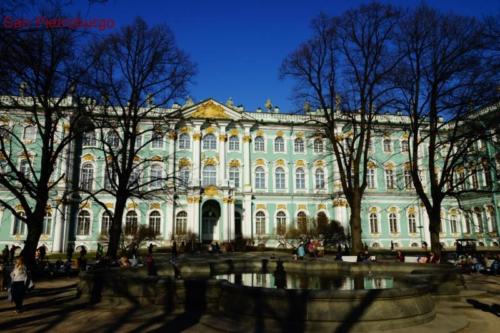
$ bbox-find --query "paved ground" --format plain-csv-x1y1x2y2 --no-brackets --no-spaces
0,253,498,332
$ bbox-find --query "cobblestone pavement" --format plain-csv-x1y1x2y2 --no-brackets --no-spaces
0,254,498,332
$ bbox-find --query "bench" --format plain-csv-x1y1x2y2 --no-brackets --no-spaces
405,256,419,263
342,255,358,262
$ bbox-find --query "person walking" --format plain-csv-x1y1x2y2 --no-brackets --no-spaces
2,245,9,264
10,256,28,313
171,241,177,259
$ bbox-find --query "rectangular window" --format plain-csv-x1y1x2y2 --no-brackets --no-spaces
367,169,375,189
229,168,240,188
404,170,413,189
385,169,395,189
151,132,163,149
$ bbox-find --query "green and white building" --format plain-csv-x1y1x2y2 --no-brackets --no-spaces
0,98,498,252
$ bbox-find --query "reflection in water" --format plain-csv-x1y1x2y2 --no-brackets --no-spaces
274,259,287,289
215,272,394,290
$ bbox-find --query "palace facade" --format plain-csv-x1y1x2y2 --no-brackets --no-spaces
0,98,498,252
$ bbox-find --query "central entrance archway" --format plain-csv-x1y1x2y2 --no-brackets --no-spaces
201,200,221,243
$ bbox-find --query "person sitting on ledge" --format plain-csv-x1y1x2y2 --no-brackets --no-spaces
396,250,405,263
119,254,131,268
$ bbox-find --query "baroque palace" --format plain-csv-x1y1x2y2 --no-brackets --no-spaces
0,98,499,252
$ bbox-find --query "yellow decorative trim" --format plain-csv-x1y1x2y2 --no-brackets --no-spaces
179,158,191,167
318,204,326,210
219,134,227,141
296,160,305,167
133,155,141,162
45,205,52,214
80,202,91,209
205,127,215,134
82,154,94,162
402,132,409,140
187,196,201,204
106,155,113,162
230,129,239,136
404,162,411,170
256,204,266,210
150,202,161,209
203,157,218,166
243,135,251,142
335,134,344,142
0,115,9,124
191,101,230,119
277,204,287,210
180,127,190,133
192,132,201,141
151,155,162,162
367,161,377,169
127,202,138,209
296,132,304,139
408,207,416,214
223,197,234,204
389,207,398,213
204,185,219,197
256,159,265,166
385,162,395,171
256,129,264,136
369,207,378,213
333,199,348,207
15,204,24,211
298,204,307,210
314,160,324,167
167,130,177,140
276,159,285,167
229,160,240,168
105,202,114,208
276,130,284,137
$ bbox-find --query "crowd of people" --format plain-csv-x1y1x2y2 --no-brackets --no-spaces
292,239,326,260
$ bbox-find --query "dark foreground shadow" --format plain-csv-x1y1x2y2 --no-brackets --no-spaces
466,299,500,317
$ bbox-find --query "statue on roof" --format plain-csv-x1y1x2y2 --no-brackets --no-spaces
265,98,273,112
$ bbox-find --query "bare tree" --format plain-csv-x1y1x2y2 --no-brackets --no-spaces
393,5,499,255
0,7,91,269
81,18,196,259
280,3,402,253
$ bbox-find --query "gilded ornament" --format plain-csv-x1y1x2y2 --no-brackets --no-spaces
243,135,251,142
385,162,395,171
296,160,305,167
369,207,378,213
314,160,324,167
255,159,265,166
15,204,24,211
203,157,218,166
277,204,286,210
205,127,215,134
256,204,266,210
150,202,161,209
318,204,326,210
151,155,162,161
191,101,230,119
180,127,190,133
167,130,177,140
133,155,141,162
105,202,114,208
82,154,95,162
276,130,284,137
127,202,138,209
179,158,191,167
256,129,264,136
298,204,307,210
204,185,219,197
389,207,398,213
81,201,91,209
408,207,416,214
219,134,227,141
192,132,201,141
296,132,304,139
230,129,239,136
367,161,377,169
276,159,285,166
229,160,240,168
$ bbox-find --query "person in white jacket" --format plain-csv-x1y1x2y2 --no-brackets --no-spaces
10,256,27,313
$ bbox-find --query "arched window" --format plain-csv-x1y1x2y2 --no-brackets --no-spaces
175,211,187,235
474,208,484,233
80,163,94,191
82,130,96,147
367,168,376,189
178,133,190,149
23,125,36,141
12,212,26,235
383,139,392,152
401,140,409,152
150,164,163,189
77,210,91,236
450,216,457,234
43,212,52,235
313,139,324,153
125,211,138,235
151,131,164,148
179,167,190,186
315,168,325,189
408,213,417,233
317,211,328,229
149,211,161,234
106,131,120,148
101,212,111,236
370,213,378,233
297,211,307,233
294,138,304,153
254,136,265,151
203,134,217,150
275,167,285,189
295,168,305,189
274,137,285,152
202,165,217,186
389,213,398,233
276,211,286,235
255,166,265,189
256,211,266,235
229,136,239,151
229,167,240,188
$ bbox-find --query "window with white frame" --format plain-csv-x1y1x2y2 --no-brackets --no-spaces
256,211,266,235
179,167,190,186
106,131,120,149
176,211,187,235
125,211,138,235
313,139,324,153
276,211,286,235
404,170,413,189
104,167,117,190
385,168,395,189
315,168,325,189
383,139,392,153
80,163,94,191
274,137,285,152
151,132,164,149
408,213,417,233
367,168,376,189
229,167,240,188
178,133,190,149
295,168,305,189
129,167,141,188
82,130,96,147
474,208,483,233
471,168,479,189
255,166,265,189
370,213,378,233
203,134,217,150
294,138,304,153
228,136,239,151
23,125,36,141
77,210,91,236
149,211,161,234
202,165,216,186
450,216,458,234
275,167,286,189
12,212,26,235
101,212,111,236
43,212,52,235
401,140,409,152
150,164,163,189
254,136,265,151
389,213,398,233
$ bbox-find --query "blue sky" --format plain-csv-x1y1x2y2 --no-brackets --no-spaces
68,0,499,113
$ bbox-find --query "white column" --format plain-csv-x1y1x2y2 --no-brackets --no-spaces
167,127,176,177
243,124,252,192
52,206,64,252
222,199,228,241
192,122,202,186
166,199,175,241
243,194,252,238
420,205,431,245
218,122,228,186
229,199,235,241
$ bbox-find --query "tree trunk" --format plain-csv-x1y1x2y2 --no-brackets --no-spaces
106,196,126,259
21,213,44,271
349,194,364,254
427,207,442,257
